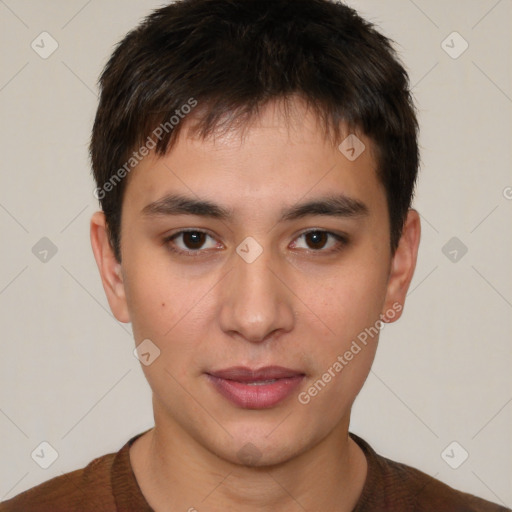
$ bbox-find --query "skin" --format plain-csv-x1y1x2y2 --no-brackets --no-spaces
90,98,420,511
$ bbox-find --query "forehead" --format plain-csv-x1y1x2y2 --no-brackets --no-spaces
122,100,385,221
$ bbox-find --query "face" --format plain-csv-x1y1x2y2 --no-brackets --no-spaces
91,99,419,467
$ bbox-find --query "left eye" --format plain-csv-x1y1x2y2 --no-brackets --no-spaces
290,230,346,252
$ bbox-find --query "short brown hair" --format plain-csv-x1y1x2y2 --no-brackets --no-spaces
90,0,419,261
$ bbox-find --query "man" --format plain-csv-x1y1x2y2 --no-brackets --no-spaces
1,0,508,510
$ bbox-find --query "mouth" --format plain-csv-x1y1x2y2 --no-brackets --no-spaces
206,366,305,409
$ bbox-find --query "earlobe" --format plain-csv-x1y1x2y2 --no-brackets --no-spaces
90,211,131,323
381,209,421,323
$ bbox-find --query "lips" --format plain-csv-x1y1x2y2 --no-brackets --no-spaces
206,366,305,409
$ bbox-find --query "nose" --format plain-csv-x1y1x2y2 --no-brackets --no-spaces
217,242,296,344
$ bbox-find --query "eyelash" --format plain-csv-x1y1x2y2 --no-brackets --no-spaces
162,229,349,257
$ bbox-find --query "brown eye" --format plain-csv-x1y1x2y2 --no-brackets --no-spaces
291,230,348,253
181,231,207,250
305,231,329,250
164,230,220,255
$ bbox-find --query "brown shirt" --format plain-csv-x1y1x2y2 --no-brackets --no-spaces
1,430,509,512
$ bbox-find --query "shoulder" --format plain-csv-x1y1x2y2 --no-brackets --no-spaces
383,454,508,511
0,450,117,512
351,433,510,512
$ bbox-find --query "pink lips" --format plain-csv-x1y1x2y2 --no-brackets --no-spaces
206,366,305,409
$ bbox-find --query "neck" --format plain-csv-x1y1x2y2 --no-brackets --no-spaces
130,403,367,512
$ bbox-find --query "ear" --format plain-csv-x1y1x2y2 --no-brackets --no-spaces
90,211,131,323
381,209,421,323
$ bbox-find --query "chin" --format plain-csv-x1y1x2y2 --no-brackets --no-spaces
208,423,313,468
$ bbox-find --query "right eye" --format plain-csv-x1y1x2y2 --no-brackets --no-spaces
163,229,222,256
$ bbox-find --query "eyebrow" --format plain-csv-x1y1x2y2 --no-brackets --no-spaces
141,193,368,222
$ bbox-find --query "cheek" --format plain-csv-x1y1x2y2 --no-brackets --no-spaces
296,272,385,421
122,250,219,377
123,266,168,339
299,248,389,395
121,249,192,344
312,263,389,343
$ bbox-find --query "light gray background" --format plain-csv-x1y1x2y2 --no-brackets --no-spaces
1,0,511,506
